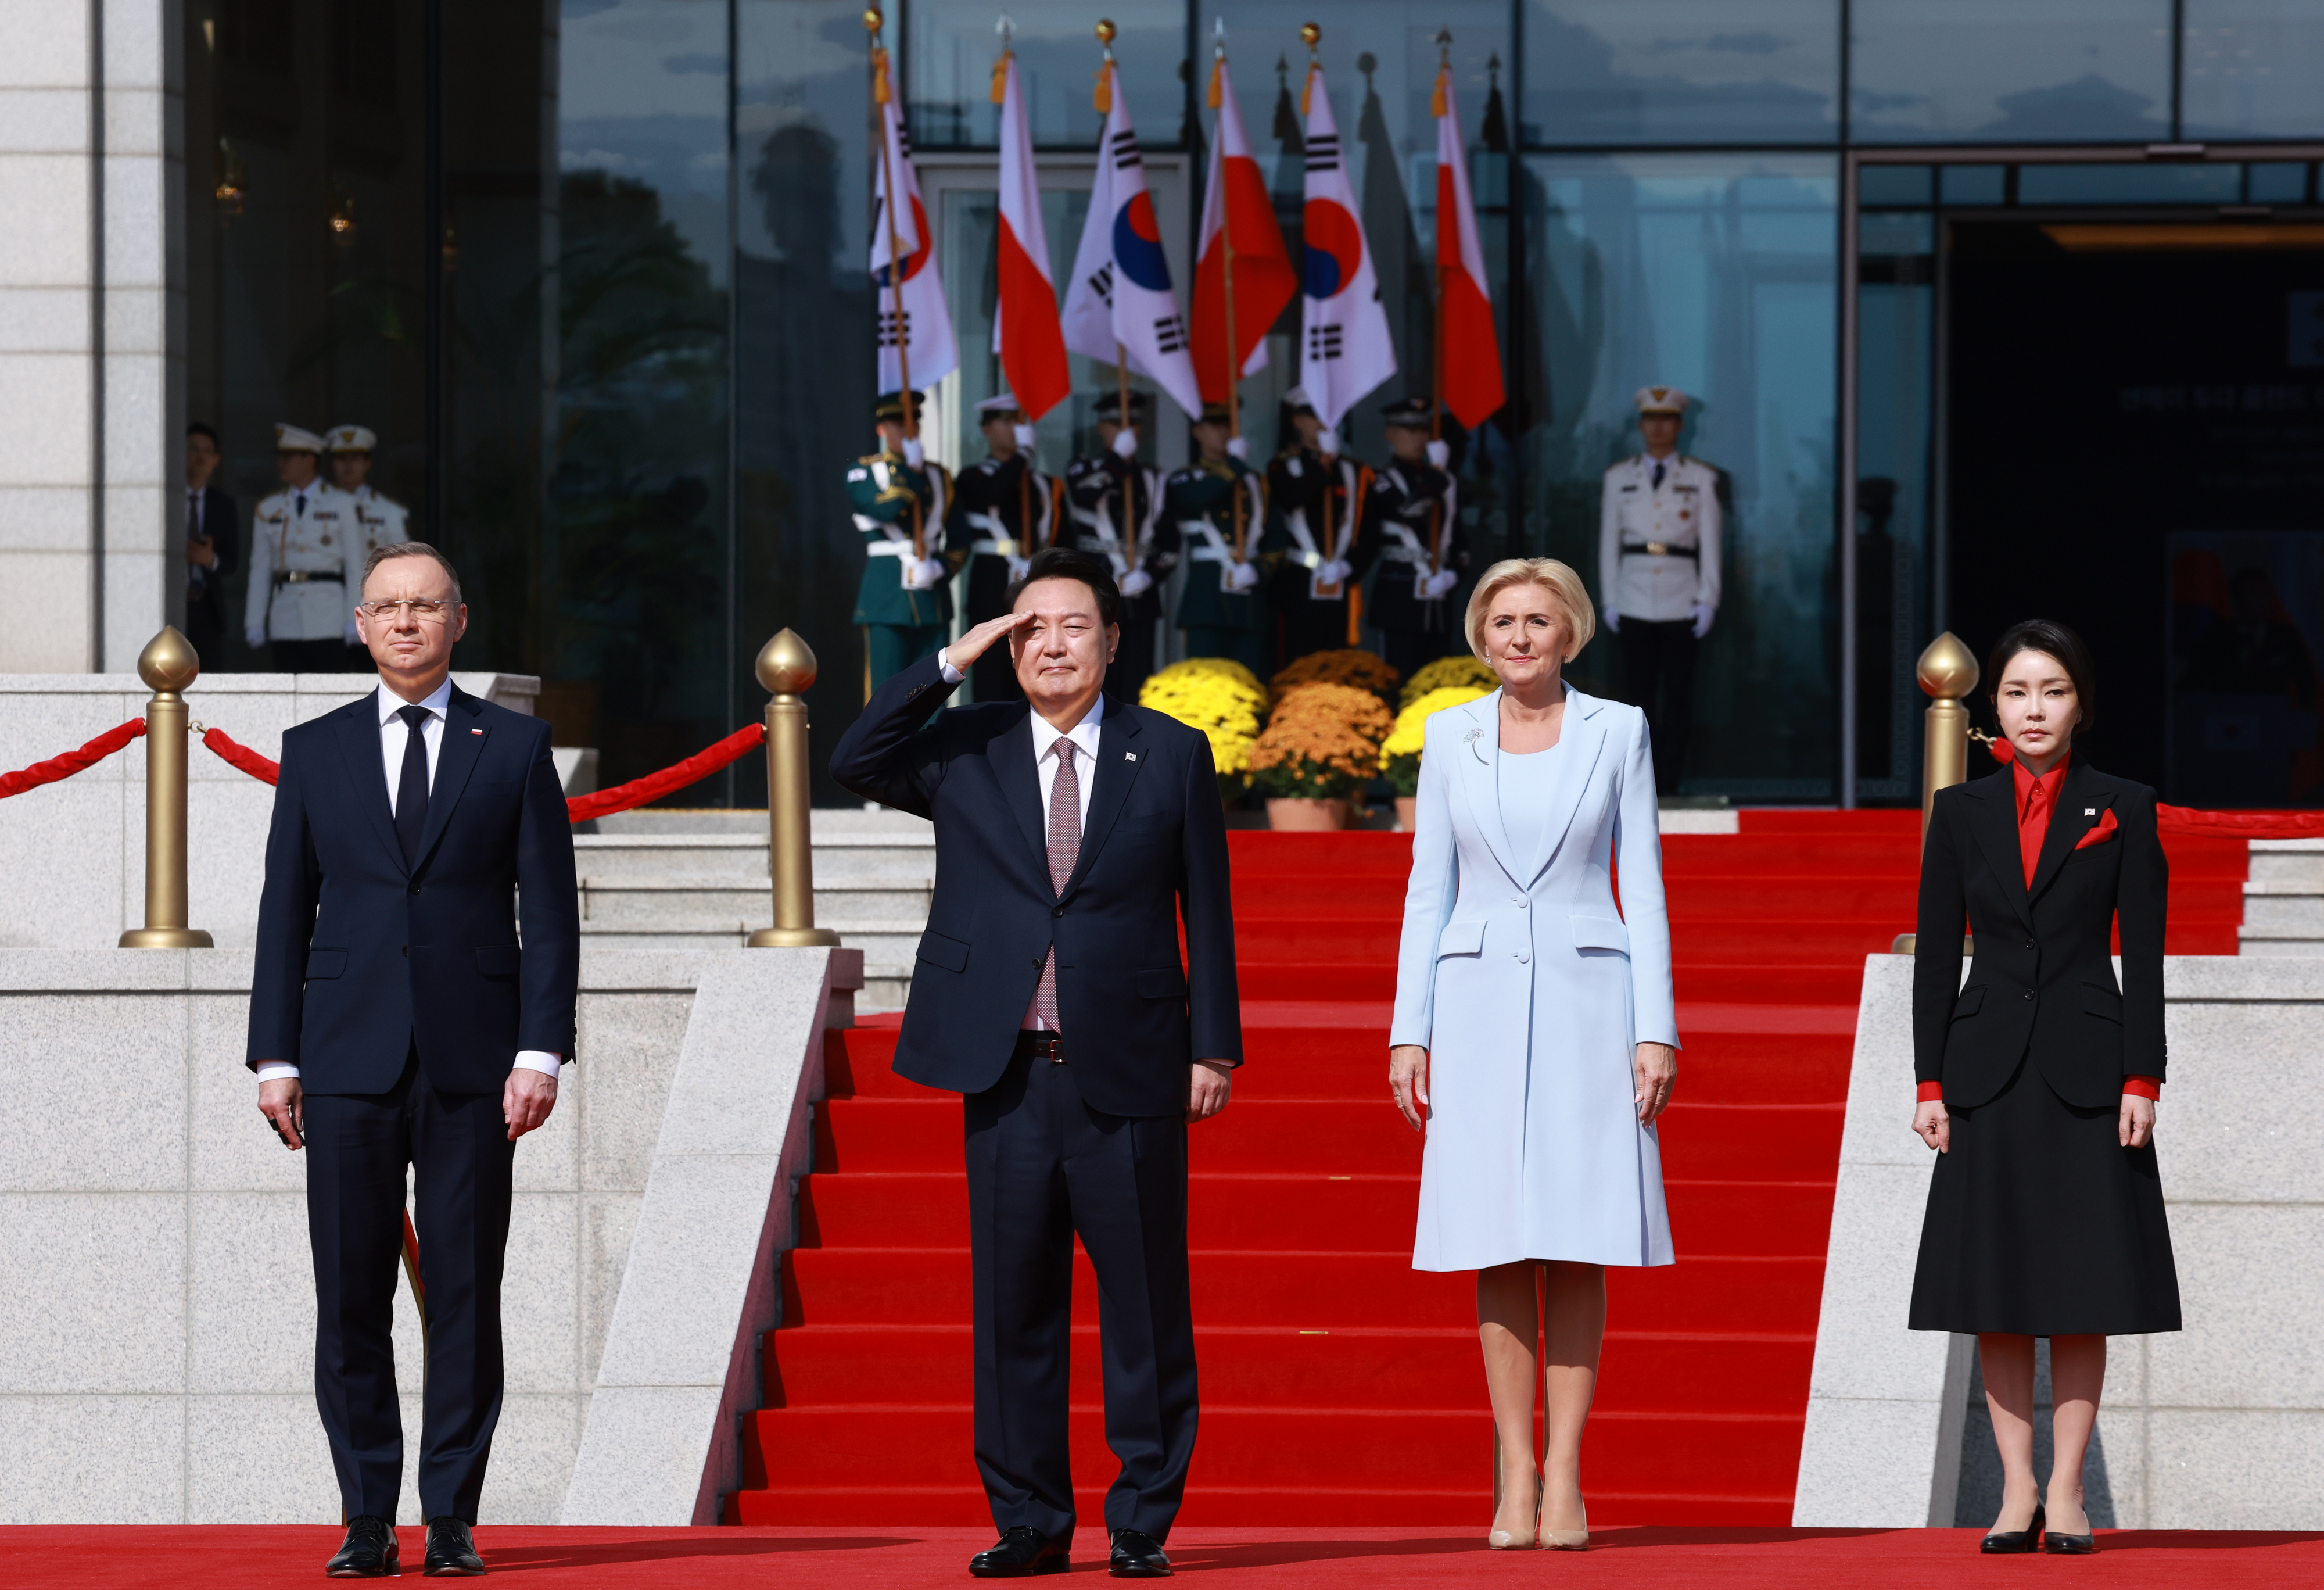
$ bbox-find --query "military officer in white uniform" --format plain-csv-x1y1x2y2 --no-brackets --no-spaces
245,424,361,671
1599,385,1723,794
323,425,411,658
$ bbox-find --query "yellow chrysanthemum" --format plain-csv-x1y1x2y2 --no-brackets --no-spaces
1398,655,1497,709
1141,658,1267,779
1382,685,1491,761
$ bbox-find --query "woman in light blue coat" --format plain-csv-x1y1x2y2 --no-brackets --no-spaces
1388,557,1679,1551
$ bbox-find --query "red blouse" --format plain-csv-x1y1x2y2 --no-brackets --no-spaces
1917,753,2161,1104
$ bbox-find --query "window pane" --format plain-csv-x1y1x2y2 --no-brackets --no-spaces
1851,0,2172,144
1855,204,1937,799
2248,162,2311,203
2017,163,2243,205
1939,164,2006,205
1523,1,1841,146
1860,164,1934,206
2182,3,2324,140
909,0,1186,149
1520,155,1838,797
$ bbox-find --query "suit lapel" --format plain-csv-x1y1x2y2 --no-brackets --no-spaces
1963,771,2033,928
335,693,408,876
411,686,487,874
991,707,1049,879
1059,700,1142,901
1453,693,1525,887
1520,689,1608,886
2027,760,2107,905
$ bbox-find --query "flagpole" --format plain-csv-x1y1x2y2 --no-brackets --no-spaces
1301,24,1338,588
1428,29,1451,581
867,9,923,563
1211,20,1246,563
1098,27,1138,571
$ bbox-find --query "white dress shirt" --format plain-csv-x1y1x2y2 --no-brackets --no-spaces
255,679,562,1084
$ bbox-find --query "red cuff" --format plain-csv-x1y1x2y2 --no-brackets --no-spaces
1916,1080,1943,1103
2122,1076,2161,1100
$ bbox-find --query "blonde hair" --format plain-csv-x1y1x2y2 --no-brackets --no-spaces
1464,558,1595,663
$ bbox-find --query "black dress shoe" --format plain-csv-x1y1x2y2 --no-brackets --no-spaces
423,1517,485,1577
327,1516,399,1578
2043,1526,2096,1553
1979,1501,2045,1554
968,1527,1068,1578
1109,1530,1171,1578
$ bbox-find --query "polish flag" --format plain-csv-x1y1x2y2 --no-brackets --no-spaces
1433,67,1504,428
1190,53,1296,406
1061,63,1204,420
870,66,957,395
992,52,1069,420
1296,65,1396,429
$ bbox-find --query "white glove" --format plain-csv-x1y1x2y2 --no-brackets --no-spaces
1423,570,1459,600
1316,427,1341,457
1012,424,1037,452
342,621,362,647
906,556,946,589
1425,439,1451,469
1006,556,1032,582
1226,560,1261,592
1225,436,1250,461
1691,602,1715,640
1111,426,1140,459
245,625,267,651
900,436,925,469
1604,606,1622,634
1119,567,1154,599
1318,559,1353,586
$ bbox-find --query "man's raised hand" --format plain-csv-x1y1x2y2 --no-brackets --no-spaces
946,609,1037,670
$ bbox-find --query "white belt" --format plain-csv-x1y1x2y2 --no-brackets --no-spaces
863,540,911,557
1187,546,1234,562
1379,544,1429,564
970,539,1020,557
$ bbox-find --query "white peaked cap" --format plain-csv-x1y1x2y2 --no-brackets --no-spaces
976,393,1023,415
1633,385,1691,416
274,423,326,453
324,424,378,453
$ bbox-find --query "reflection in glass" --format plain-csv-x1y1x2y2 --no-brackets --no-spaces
1856,206,1936,799
2017,164,2242,205
1522,155,1838,796
1939,164,2006,205
2248,162,2312,204
2182,3,2324,140
1523,0,1839,146
1850,0,2171,144
1860,165,1934,206
909,1,1186,149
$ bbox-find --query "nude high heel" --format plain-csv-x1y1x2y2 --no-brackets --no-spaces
1538,1485,1588,1550
1487,1441,1540,1549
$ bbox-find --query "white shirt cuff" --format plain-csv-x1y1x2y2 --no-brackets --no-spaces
936,650,966,684
514,1050,565,1079
255,1062,299,1083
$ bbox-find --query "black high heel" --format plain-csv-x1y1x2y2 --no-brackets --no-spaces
1979,1500,2045,1554
2043,1520,2096,1554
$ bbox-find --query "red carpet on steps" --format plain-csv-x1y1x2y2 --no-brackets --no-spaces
727,811,2247,1530
16,1525,2324,1588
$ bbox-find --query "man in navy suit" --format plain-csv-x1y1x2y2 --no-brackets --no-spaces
249,540,578,1578
831,546,1241,1578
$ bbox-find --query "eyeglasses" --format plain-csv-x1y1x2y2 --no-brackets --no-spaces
358,599,453,622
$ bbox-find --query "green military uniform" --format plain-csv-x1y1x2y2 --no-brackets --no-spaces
1164,452,1274,675
849,392,958,692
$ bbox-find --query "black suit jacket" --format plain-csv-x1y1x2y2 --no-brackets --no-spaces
189,485,238,588
246,683,581,1094
829,653,1242,1118
1913,759,2167,1109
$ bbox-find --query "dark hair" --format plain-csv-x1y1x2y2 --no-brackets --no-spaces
1007,546,1120,629
359,539,465,605
187,422,220,446
1986,618,2097,739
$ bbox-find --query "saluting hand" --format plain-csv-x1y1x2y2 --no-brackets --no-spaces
946,610,1037,670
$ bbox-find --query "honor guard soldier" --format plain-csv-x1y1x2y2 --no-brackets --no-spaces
947,393,1059,703
1164,403,1271,674
1063,389,1175,698
244,423,360,672
1267,386,1373,670
849,391,957,692
1599,385,1722,793
1362,398,1466,681
323,425,410,655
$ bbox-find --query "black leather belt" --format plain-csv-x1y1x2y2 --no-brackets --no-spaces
1622,542,1697,560
273,571,345,586
1014,1030,1066,1062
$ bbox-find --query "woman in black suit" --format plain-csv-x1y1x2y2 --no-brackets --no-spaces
1909,619,2179,1556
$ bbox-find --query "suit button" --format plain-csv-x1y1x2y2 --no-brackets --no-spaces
401,947,408,957
410,885,422,896
1031,957,1043,969
2023,991,2033,1000
1515,898,1529,909
1515,950,1530,964
1052,906,1064,918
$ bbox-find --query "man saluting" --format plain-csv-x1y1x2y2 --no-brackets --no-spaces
830,546,1242,1579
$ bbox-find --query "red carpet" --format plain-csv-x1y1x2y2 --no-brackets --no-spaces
727,812,2247,1530
15,1525,2323,1587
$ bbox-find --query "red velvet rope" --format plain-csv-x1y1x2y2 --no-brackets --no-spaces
200,721,768,825
0,718,145,800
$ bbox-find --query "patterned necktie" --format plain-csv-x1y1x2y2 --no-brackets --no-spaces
396,704,431,866
1035,739,1082,1032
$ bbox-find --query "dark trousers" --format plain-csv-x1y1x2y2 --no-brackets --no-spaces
1183,624,1268,678
966,557,1024,704
1280,600,1352,669
304,1049,516,1523
1618,618,1698,793
1382,627,1458,684
185,589,226,667
965,1052,1197,1544
865,624,944,693
272,638,348,672
1110,595,1161,702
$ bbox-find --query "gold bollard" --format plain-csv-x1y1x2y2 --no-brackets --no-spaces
1892,632,1982,955
748,628,841,949
120,626,215,948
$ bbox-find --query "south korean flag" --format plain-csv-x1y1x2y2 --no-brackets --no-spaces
1296,64,1395,429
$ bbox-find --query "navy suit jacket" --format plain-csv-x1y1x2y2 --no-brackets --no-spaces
1913,758,2168,1109
829,653,1242,1118
246,683,581,1095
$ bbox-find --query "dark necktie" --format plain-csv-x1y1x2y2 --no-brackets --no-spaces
396,704,431,866
187,492,204,592
1651,460,1666,490
1034,740,1082,1031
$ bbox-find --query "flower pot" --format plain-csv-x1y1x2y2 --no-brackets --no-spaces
1266,797,1348,832
1394,796,1418,833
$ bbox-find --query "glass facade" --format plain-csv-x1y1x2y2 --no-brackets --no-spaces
182,1,2324,807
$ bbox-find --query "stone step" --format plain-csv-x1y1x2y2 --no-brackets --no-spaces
2248,840,2324,888
2237,930,2324,955
571,833,935,887
577,880,930,931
